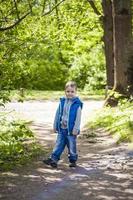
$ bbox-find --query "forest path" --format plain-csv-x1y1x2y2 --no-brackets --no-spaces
0,100,133,200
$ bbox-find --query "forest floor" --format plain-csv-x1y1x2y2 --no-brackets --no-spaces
0,100,133,200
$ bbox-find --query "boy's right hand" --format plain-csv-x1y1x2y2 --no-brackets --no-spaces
53,129,57,133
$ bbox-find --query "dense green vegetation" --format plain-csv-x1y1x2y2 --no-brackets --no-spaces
0,118,42,170
0,0,105,91
87,99,133,143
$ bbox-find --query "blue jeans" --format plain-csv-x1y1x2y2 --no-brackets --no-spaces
50,129,78,163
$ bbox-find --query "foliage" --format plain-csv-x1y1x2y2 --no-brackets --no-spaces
0,90,10,106
0,0,105,91
87,99,133,143
69,44,105,90
0,118,42,171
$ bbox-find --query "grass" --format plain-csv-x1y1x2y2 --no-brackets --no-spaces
9,89,105,101
85,100,133,143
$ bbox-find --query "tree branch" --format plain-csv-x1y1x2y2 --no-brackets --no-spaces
87,0,101,16
27,0,33,13
42,0,65,16
13,0,20,19
42,0,46,15
0,11,30,31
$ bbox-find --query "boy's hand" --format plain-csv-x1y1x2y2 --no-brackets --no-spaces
53,129,57,133
72,129,78,136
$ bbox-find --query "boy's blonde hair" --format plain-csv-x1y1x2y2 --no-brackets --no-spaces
65,81,77,90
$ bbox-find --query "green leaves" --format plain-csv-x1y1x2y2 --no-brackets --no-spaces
0,0,105,91
0,118,41,171
0,91,10,107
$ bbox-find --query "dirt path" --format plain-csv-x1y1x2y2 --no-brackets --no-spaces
0,100,133,200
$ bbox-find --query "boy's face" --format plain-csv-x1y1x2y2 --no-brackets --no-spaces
65,86,76,99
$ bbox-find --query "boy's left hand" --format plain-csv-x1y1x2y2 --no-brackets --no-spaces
72,130,78,136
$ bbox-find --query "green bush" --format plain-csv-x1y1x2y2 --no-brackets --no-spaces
0,118,41,170
0,90,10,106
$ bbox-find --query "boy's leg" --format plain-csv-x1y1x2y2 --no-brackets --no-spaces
67,135,78,166
50,133,66,163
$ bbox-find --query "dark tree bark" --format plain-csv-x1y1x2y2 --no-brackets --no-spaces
102,0,114,88
112,0,132,95
102,0,133,106
127,43,133,94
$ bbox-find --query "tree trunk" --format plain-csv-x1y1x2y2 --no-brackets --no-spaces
102,0,114,88
127,43,133,94
112,0,132,95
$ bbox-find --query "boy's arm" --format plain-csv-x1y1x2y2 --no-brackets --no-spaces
72,106,82,135
53,106,60,132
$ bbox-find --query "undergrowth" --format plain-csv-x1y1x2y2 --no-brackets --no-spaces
87,99,133,143
0,118,43,171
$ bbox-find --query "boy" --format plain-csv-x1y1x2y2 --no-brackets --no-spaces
43,81,83,168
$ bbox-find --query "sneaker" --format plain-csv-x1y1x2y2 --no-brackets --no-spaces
43,158,53,165
69,162,77,168
50,162,57,168
43,158,57,168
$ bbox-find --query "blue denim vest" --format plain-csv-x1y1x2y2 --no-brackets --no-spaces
56,97,83,135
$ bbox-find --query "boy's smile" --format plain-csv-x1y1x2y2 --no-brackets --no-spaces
65,86,76,99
